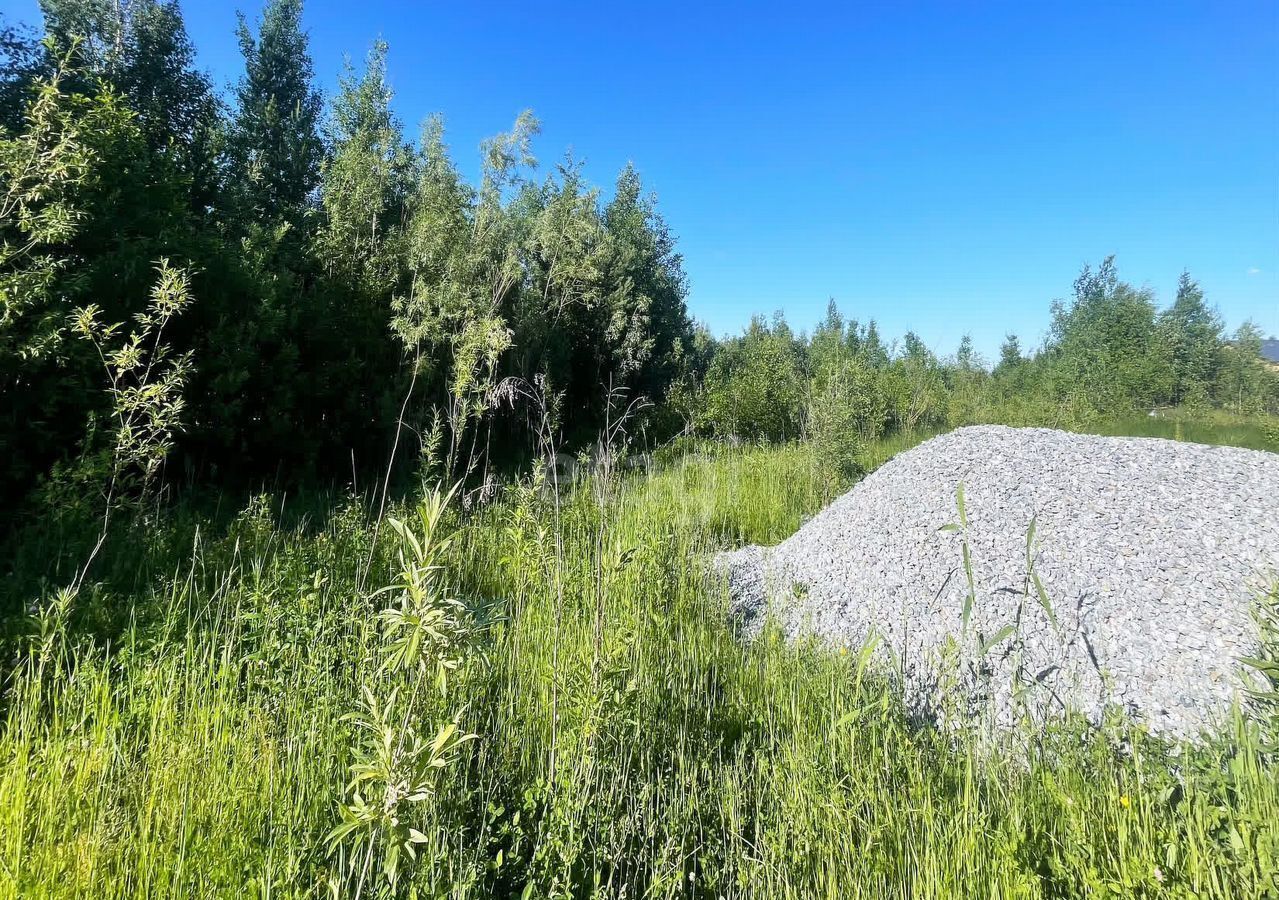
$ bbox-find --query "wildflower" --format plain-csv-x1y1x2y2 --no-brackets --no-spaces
1119,794,1131,809
1154,866,1164,883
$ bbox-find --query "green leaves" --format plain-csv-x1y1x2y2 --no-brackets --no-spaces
326,688,475,890
1046,256,1177,412
318,38,414,289
0,53,127,361
1025,516,1059,632
1242,584,1279,751
328,483,478,893
229,0,323,224
977,624,1016,659
807,364,868,500
944,481,978,634
374,487,471,686
700,314,807,442
941,488,1068,721
67,259,194,494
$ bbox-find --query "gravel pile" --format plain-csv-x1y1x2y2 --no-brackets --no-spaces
718,426,1279,737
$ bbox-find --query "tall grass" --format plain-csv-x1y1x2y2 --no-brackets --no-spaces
1084,408,1279,452
1,439,1276,897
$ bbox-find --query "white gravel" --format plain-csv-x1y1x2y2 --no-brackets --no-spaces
717,426,1279,737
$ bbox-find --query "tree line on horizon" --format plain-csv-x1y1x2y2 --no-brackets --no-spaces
691,258,1276,445
1,0,1276,525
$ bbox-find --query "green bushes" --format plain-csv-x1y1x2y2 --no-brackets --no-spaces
0,52,152,507
0,4,699,515
1043,257,1175,411
806,356,889,497
688,258,1279,453
699,314,807,441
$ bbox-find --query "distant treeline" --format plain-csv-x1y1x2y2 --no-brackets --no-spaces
683,258,1278,456
2,2,1276,520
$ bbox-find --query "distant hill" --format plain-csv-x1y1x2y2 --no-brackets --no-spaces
1264,338,1279,365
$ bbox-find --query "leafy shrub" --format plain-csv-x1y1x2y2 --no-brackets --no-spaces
699,315,805,441
805,357,889,496
806,375,863,498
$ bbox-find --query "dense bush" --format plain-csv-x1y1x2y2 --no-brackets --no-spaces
0,1,696,520
698,314,807,441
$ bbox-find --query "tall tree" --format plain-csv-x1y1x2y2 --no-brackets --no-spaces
889,332,944,430
510,154,605,410
178,0,325,478
862,319,888,368
26,3,193,345
1158,271,1223,404
392,112,537,475
955,333,977,372
5,9,208,500
1047,256,1173,409
319,39,412,279
994,333,1025,380
901,330,930,362
228,0,322,228
37,0,219,206
809,298,846,377
1215,320,1274,414
597,163,690,403
309,39,413,469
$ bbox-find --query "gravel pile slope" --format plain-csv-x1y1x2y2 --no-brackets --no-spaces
718,426,1279,737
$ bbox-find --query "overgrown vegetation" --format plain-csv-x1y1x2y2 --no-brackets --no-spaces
1,0,695,513
3,441,1277,897
1,3,1278,897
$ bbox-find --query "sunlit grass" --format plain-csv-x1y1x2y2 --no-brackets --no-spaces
0,431,1275,897
1085,407,1279,452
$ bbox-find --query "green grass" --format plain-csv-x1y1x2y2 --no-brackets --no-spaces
985,402,1279,453
0,433,1276,897
1084,409,1278,452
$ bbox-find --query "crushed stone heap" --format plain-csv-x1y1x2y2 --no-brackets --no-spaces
717,426,1279,737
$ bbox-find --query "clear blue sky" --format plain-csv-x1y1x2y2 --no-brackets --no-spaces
4,0,1277,358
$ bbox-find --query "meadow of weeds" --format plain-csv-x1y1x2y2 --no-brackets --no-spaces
1,434,1277,898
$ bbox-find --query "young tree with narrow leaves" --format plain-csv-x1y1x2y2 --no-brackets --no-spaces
1159,271,1223,405
1045,256,1173,410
